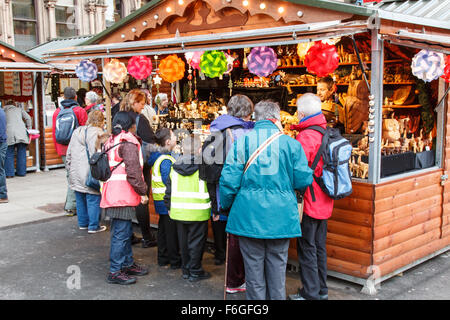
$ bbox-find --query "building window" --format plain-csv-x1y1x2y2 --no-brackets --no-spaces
55,0,77,38
12,0,38,51
105,0,122,28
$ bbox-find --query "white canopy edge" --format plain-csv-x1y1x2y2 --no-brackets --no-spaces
0,62,51,72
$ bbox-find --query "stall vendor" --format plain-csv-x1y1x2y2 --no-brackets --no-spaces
154,93,169,116
316,76,344,130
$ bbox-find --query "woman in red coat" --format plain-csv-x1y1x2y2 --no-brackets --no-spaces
289,93,334,301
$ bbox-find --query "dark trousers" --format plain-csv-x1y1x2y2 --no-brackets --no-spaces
0,142,7,199
157,214,181,266
176,220,208,276
211,218,245,288
211,219,226,262
227,233,245,288
296,214,328,300
135,164,152,241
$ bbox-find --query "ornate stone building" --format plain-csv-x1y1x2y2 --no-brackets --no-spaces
0,0,148,51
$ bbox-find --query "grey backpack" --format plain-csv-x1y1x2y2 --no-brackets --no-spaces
55,106,79,145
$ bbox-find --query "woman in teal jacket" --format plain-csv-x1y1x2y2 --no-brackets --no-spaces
219,100,313,300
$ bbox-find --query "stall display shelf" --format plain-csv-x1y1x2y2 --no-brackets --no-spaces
382,104,421,109
244,60,404,70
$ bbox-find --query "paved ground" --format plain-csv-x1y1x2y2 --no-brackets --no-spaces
0,169,66,228
0,169,449,300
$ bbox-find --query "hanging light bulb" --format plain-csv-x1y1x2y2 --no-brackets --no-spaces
243,0,249,6
259,2,266,10
278,7,284,14
178,0,184,4
166,6,172,13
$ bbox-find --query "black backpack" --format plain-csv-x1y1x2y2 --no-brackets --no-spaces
199,125,242,184
89,141,130,182
55,106,79,145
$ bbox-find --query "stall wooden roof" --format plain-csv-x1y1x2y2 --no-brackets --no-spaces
0,40,52,72
43,0,370,61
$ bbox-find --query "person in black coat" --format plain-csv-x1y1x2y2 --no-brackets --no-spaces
111,93,122,123
119,89,157,247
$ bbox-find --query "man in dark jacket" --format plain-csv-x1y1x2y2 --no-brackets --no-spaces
52,87,88,215
0,105,8,203
289,93,334,301
205,94,254,294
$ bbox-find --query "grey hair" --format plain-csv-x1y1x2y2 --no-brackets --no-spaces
297,93,322,117
86,91,99,104
227,94,253,119
254,100,280,121
155,93,168,104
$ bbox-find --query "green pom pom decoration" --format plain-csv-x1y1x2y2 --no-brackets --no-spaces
200,50,227,78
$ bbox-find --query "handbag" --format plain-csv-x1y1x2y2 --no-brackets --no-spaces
84,127,101,192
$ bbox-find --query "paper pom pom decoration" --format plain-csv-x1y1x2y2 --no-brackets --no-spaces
103,59,128,84
247,46,278,77
224,53,235,75
304,42,339,78
75,60,98,82
159,54,185,83
200,50,227,78
185,51,203,70
297,42,312,61
441,55,450,83
127,55,152,80
411,50,445,82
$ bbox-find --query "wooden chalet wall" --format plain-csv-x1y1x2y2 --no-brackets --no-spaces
288,181,374,279
327,181,373,278
443,93,450,240
373,170,444,278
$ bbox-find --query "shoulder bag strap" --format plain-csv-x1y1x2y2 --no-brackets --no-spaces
243,131,283,175
303,126,328,202
84,127,90,160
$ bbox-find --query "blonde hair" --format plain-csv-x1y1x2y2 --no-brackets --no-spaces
87,110,105,128
119,89,147,112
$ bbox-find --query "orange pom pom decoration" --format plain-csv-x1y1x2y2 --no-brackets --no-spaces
159,54,185,83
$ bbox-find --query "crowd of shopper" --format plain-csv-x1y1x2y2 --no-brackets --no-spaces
0,85,335,300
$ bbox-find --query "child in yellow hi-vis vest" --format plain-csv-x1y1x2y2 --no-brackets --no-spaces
149,128,181,269
164,135,212,282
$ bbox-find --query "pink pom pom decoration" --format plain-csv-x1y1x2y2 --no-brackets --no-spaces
127,55,153,80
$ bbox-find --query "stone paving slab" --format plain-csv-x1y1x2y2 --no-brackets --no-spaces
0,170,67,229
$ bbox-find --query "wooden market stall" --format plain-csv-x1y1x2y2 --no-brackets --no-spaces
27,36,100,170
43,0,450,293
0,40,53,173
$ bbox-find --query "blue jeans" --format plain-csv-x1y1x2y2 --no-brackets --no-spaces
0,142,7,199
5,143,27,177
110,218,134,273
74,191,101,231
